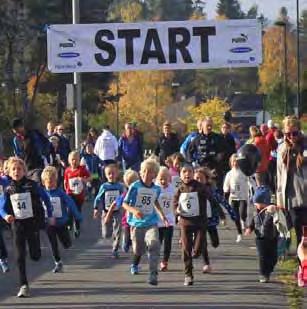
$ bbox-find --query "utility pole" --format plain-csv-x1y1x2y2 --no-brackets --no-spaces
72,0,82,149
296,0,301,117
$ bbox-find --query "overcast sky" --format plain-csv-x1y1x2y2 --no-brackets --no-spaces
205,0,307,22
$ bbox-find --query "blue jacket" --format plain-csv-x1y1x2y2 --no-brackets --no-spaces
44,188,82,226
94,182,124,212
180,132,198,160
81,153,102,178
118,135,143,168
0,177,53,229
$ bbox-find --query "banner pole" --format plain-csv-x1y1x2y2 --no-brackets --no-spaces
72,0,82,150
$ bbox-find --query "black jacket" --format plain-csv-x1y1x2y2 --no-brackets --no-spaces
155,132,180,165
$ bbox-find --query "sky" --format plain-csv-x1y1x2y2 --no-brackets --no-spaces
205,0,307,22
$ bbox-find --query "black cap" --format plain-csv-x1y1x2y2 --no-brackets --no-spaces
11,118,24,130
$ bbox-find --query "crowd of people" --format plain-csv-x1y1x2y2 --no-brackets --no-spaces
0,114,306,298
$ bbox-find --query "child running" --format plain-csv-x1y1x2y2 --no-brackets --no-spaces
223,153,249,243
173,164,208,286
64,150,90,238
156,166,176,272
93,163,124,258
0,157,54,297
194,167,237,273
245,186,278,283
104,169,139,253
169,152,184,190
41,166,82,273
123,159,168,285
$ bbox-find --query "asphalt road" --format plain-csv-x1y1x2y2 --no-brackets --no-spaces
0,202,294,309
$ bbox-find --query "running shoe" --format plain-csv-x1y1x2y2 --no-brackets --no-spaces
148,271,158,286
0,259,9,273
160,261,168,272
17,285,30,298
259,276,269,283
202,264,212,273
112,250,119,259
236,234,242,243
53,261,63,273
130,264,139,275
184,276,193,286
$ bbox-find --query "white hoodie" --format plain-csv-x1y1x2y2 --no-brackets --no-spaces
94,130,118,161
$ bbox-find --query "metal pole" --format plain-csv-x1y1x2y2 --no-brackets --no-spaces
155,84,158,136
116,78,119,138
73,0,82,150
296,0,301,117
284,24,288,116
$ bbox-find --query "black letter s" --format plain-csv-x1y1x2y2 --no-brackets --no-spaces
95,30,116,66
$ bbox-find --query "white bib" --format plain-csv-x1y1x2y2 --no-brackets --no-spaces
135,188,155,216
231,183,241,196
10,192,33,219
172,176,181,189
50,197,62,218
178,192,200,217
159,193,173,216
104,190,120,210
69,177,84,194
207,200,212,218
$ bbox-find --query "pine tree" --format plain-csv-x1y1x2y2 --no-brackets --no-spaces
216,0,244,19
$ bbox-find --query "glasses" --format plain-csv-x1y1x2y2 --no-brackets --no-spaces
285,131,299,138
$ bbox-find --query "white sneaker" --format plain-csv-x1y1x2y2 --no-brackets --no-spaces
236,234,242,243
53,261,63,273
202,264,212,273
17,285,30,298
184,276,193,286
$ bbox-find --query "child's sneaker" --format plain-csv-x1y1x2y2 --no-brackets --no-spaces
74,229,80,238
202,264,212,273
112,250,119,259
160,261,168,272
130,264,139,275
53,261,63,273
0,259,9,273
148,271,158,286
17,285,30,298
259,275,269,283
184,276,193,286
236,234,242,243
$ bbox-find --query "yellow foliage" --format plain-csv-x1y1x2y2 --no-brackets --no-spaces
259,26,297,92
120,2,143,22
103,70,175,143
183,97,230,132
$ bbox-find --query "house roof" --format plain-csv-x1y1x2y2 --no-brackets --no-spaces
228,94,265,112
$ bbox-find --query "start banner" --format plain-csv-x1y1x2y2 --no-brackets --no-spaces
47,19,262,73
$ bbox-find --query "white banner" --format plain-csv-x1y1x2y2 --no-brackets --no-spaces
47,19,262,73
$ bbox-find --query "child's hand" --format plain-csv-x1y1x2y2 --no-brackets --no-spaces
175,207,181,215
4,215,14,224
244,228,252,236
93,209,100,219
133,209,143,219
163,217,169,227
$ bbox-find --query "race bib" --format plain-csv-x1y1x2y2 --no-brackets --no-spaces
69,177,84,194
172,176,181,189
178,192,200,217
50,197,62,218
231,183,241,195
104,190,120,210
10,192,33,219
159,193,173,216
207,200,212,218
135,188,155,216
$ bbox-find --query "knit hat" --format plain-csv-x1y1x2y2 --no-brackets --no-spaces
253,186,271,205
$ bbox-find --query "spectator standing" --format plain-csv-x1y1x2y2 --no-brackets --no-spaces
118,123,143,171
276,116,306,246
94,126,118,166
220,122,236,176
46,121,56,137
155,121,180,166
55,124,71,165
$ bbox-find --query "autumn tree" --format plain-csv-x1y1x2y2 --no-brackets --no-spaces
183,97,230,132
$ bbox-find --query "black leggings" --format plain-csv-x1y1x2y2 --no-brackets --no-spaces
47,225,72,262
0,223,8,260
202,227,219,265
13,221,41,286
231,200,247,235
159,226,174,262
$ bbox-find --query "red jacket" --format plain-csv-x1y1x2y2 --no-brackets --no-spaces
254,136,270,173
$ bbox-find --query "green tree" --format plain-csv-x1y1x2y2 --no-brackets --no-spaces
216,0,244,19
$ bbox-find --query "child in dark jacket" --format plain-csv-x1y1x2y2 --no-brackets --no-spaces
0,157,54,297
245,186,279,283
41,166,82,273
